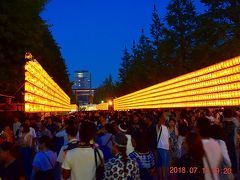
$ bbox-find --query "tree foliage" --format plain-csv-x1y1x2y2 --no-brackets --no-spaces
93,75,115,104
96,0,240,99
0,0,71,100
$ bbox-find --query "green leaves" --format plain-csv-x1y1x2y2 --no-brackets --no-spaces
93,75,115,104
0,0,71,99
94,0,240,101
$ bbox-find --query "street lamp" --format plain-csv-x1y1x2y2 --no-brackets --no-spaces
108,100,113,106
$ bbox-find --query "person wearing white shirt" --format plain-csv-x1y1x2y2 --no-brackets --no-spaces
197,117,221,180
156,113,170,180
118,122,134,155
24,119,37,151
56,128,79,146
62,121,103,180
57,124,79,164
57,124,78,180
13,117,21,139
210,124,231,167
213,111,221,125
24,120,37,138
205,109,214,124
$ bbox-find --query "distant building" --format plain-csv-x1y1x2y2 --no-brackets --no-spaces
73,70,91,89
72,71,94,105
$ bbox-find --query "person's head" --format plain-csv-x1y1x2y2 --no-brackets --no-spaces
79,120,96,144
47,118,53,125
213,111,220,119
38,135,52,151
133,113,140,124
56,121,62,130
223,108,233,118
196,117,211,138
66,124,78,140
22,123,30,133
236,110,240,118
111,133,128,156
205,109,212,116
133,132,149,153
24,119,30,126
199,112,205,118
168,118,176,128
110,120,119,134
0,142,16,163
195,109,201,118
111,133,129,173
99,115,106,125
118,121,129,134
210,124,224,140
184,131,204,161
13,117,19,123
157,112,165,125
143,114,152,126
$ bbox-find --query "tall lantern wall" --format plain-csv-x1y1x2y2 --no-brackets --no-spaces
24,59,71,112
114,56,240,110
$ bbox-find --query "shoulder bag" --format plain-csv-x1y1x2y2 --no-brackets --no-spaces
94,148,104,180
35,152,55,180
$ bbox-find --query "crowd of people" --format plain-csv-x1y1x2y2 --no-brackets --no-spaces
0,108,239,180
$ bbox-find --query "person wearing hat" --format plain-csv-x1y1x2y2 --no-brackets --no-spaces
118,121,134,155
104,133,140,180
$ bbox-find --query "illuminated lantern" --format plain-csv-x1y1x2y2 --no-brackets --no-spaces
114,56,240,110
96,103,109,110
24,53,71,112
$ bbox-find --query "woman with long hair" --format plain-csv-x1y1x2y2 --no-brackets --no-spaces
168,118,180,165
104,133,140,180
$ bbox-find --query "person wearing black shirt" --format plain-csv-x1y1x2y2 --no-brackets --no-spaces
0,142,25,180
143,114,157,152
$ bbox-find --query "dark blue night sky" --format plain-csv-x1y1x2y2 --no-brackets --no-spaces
41,0,204,88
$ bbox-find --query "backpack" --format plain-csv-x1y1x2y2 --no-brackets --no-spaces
64,141,79,152
98,135,112,162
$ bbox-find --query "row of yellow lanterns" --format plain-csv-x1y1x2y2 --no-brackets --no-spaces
25,62,70,103
115,99,240,110
25,103,70,112
25,82,69,106
117,70,240,102
115,74,240,104
118,56,240,100
25,60,69,101
24,56,71,112
24,93,70,109
96,102,109,110
114,56,240,110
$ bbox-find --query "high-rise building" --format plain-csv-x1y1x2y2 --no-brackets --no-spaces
73,70,91,89
72,71,94,105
